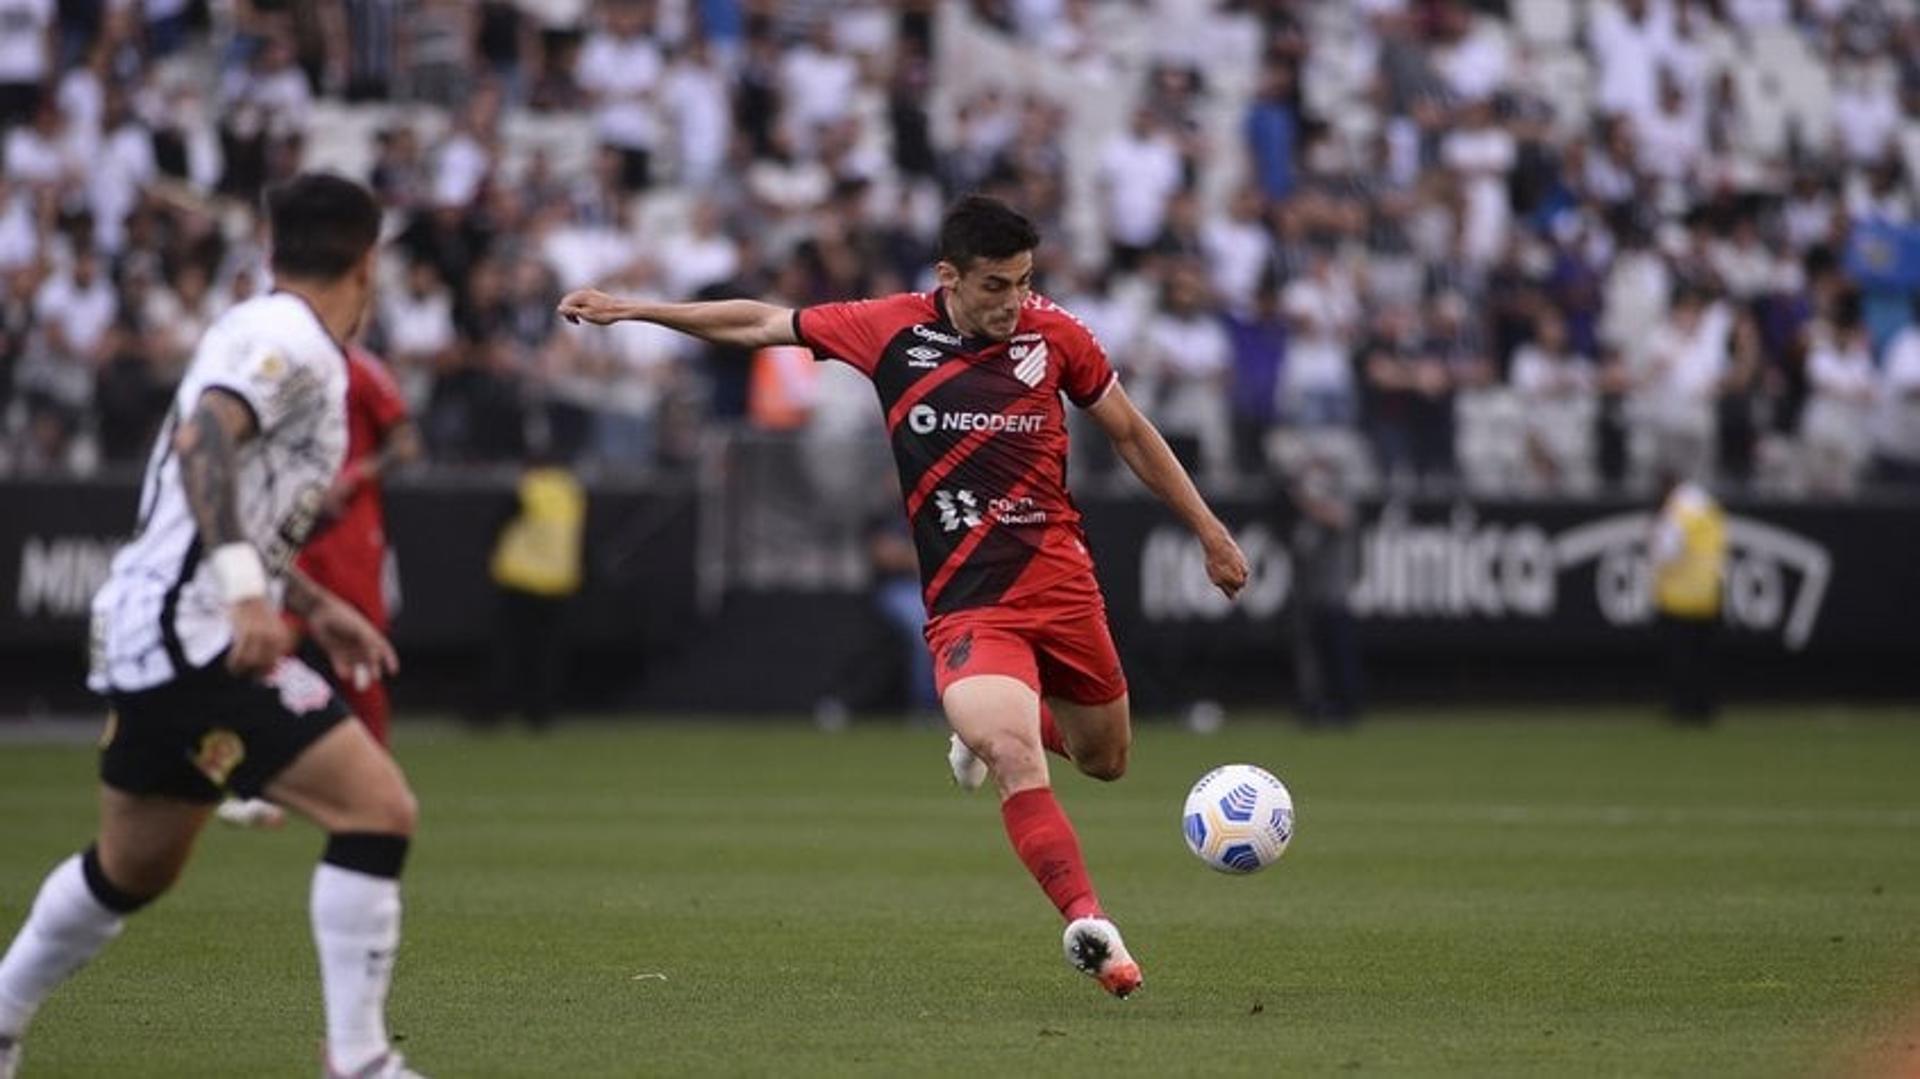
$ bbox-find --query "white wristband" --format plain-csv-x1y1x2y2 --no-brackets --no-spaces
210,543,268,602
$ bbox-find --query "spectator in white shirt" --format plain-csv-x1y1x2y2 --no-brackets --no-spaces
141,261,215,380
1633,286,1729,483
1801,292,1878,494
430,87,499,212
1431,4,1510,103
1830,63,1901,167
0,0,52,125
781,22,860,150
89,90,156,255
1097,109,1186,271
576,0,665,191
379,260,460,411
14,247,111,467
1136,265,1234,482
662,37,732,188
1511,310,1597,490
34,246,114,367
1590,0,1674,123
659,199,741,300
1280,246,1360,427
1201,186,1274,316
0,178,37,272
3,100,83,192
1440,99,1517,268
1871,300,1920,488
1635,71,1705,184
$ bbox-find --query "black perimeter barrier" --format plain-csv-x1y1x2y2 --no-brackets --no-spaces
1,475,1914,716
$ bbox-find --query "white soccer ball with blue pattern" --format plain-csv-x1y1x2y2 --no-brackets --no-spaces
1182,764,1295,874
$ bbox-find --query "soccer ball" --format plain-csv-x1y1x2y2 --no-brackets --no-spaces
1181,764,1295,874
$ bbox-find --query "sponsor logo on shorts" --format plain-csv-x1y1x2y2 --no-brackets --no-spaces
194,729,246,787
98,709,117,749
269,658,335,715
944,630,974,672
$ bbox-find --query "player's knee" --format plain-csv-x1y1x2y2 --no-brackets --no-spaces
343,776,418,836
373,784,419,836
92,844,181,907
1077,744,1129,782
975,730,1046,786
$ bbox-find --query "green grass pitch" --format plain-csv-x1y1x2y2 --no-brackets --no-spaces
2,710,1918,1077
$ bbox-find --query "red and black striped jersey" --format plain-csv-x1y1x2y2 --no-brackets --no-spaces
794,289,1118,616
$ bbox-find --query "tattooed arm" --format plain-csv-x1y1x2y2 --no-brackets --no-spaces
173,388,256,549
173,388,291,676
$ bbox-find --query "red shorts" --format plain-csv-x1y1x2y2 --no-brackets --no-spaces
924,602,1127,706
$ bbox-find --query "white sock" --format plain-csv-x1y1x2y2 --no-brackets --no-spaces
0,855,125,1038
311,863,401,1074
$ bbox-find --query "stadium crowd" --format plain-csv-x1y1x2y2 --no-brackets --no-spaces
0,0,1917,497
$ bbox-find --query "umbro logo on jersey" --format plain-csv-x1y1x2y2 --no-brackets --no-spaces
905,345,942,367
1010,341,1048,387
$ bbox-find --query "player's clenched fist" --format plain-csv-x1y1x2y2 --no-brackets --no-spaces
556,288,628,325
1203,530,1250,599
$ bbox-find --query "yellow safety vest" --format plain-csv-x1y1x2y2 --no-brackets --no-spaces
490,468,586,597
1653,487,1726,619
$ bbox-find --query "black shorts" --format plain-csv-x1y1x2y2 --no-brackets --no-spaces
99,655,350,803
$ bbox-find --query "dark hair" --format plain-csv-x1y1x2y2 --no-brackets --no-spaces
938,195,1039,271
267,173,382,280
1832,287,1863,330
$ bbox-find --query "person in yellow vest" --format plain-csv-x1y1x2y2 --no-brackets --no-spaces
1649,470,1727,725
481,457,587,730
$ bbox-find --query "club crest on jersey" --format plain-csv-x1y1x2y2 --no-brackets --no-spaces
193,729,246,787
1010,340,1048,387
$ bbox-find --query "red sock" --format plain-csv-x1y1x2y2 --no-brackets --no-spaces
1038,703,1069,759
1000,787,1101,922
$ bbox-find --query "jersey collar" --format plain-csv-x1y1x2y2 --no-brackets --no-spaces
270,287,352,366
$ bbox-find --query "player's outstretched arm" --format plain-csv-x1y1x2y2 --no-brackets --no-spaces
556,288,801,349
1087,383,1249,599
174,388,294,675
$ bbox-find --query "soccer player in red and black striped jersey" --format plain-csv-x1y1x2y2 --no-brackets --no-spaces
558,195,1248,999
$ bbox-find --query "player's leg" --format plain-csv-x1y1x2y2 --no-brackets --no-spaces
942,663,1142,998
262,718,418,1078
0,790,210,1062
1036,606,1133,782
1045,692,1131,781
1026,609,1146,996
944,673,1107,922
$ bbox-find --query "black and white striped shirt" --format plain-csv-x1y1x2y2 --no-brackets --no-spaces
88,294,348,692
